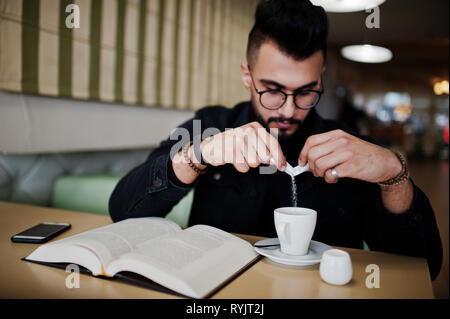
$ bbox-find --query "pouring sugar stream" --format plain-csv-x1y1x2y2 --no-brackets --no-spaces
270,158,310,207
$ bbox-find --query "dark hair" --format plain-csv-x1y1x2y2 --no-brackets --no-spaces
247,0,329,66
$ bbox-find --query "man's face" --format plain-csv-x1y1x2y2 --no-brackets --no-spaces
241,41,325,138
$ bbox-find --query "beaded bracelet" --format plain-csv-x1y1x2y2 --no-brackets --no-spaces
377,150,410,188
183,142,207,175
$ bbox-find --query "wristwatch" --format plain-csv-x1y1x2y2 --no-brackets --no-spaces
378,150,410,188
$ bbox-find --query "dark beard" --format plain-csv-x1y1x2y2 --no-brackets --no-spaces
250,99,303,140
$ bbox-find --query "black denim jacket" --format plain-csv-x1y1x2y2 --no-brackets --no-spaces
109,102,442,280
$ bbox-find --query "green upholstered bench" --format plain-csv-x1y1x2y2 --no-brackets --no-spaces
51,175,193,228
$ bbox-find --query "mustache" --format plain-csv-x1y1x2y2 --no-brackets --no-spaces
268,117,303,125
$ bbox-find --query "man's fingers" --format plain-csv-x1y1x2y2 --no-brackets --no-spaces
324,168,340,184
248,123,272,164
256,134,272,164
306,137,351,174
324,162,351,184
233,146,250,173
243,139,261,168
208,122,286,172
299,129,345,166
256,128,286,170
223,130,236,164
248,122,286,170
313,150,352,178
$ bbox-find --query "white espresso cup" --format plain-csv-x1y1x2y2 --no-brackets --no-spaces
274,207,317,255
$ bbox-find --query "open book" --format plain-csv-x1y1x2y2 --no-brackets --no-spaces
24,217,259,298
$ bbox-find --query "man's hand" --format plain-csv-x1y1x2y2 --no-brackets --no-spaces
172,122,286,185
200,121,287,173
298,129,402,184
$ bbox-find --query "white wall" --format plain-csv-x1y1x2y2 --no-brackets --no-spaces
0,91,194,154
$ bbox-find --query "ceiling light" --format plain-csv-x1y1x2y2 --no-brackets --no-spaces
310,0,386,13
341,45,393,63
434,80,449,95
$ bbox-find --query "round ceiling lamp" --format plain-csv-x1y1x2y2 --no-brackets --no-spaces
341,45,393,63
310,0,386,13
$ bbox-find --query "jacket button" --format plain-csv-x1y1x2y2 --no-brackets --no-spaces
213,173,221,181
338,208,346,216
154,177,162,187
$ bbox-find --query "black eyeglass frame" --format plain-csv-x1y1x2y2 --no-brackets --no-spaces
249,71,325,110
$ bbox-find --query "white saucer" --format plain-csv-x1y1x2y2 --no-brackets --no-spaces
254,238,332,266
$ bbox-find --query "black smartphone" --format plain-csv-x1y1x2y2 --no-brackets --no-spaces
11,222,71,243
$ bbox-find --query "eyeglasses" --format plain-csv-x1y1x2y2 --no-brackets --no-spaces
250,73,324,110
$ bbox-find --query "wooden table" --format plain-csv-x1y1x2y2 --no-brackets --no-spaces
0,201,434,299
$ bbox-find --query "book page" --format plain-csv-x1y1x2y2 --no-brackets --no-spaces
33,217,181,268
107,225,258,298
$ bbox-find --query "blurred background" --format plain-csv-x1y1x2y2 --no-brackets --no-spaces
0,0,448,298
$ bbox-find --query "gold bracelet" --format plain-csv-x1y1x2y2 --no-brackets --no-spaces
378,150,410,188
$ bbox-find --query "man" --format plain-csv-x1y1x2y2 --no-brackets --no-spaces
109,0,442,280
